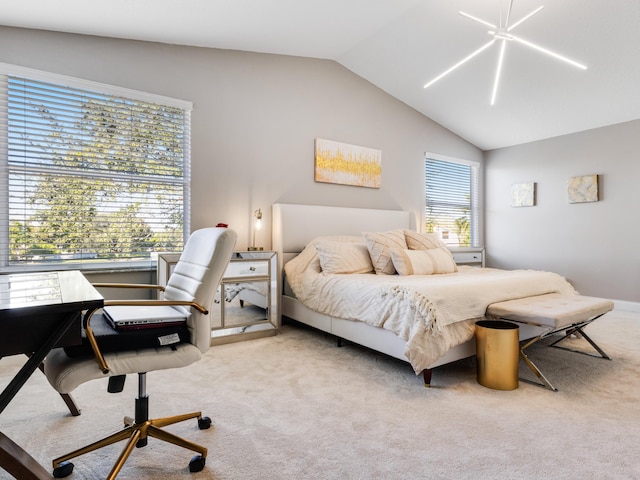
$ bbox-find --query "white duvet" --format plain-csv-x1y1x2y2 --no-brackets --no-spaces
285,244,577,373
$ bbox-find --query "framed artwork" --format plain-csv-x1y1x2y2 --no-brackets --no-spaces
511,182,535,207
568,174,598,203
314,138,382,188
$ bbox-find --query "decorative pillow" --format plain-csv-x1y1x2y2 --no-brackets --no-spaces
404,230,446,250
315,240,374,274
310,235,364,246
363,229,407,275
391,247,458,275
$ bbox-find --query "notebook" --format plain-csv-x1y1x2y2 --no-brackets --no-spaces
103,305,188,330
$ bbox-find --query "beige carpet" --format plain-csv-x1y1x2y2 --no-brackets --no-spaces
1,310,639,479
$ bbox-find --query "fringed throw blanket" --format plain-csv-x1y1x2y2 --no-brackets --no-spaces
286,245,576,373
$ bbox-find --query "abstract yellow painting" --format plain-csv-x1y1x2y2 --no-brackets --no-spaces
314,138,382,188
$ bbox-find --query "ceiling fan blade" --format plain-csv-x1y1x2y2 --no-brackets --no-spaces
424,40,496,89
508,6,544,31
491,40,508,105
502,0,514,29
510,34,587,69
459,11,497,29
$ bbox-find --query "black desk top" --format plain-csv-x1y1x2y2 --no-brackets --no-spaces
0,270,103,313
0,271,103,357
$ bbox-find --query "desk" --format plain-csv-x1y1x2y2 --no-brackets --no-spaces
0,271,103,479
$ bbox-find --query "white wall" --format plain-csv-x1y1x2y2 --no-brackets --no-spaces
485,120,640,302
0,26,482,252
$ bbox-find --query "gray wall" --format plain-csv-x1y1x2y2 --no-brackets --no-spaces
485,120,640,303
5,27,634,305
0,26,482,252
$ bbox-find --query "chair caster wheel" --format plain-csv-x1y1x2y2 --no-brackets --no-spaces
189,454,206,472
53,461,74,478
198,416,212,429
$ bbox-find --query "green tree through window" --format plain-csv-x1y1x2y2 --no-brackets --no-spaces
1,67,191,269
424,157,479,248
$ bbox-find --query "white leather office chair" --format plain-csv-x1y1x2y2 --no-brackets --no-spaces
44,227,237,479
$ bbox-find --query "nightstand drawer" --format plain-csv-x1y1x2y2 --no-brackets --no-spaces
451,248,485,267
224,260,268,278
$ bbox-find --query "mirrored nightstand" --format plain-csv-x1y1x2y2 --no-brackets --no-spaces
210,251,279,345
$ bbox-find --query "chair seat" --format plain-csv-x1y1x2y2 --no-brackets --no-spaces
45,344,201,394
486,293,614,329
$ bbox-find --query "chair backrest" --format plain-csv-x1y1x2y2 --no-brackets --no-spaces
164,227,237,352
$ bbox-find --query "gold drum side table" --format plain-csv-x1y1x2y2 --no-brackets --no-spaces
475,320,519,390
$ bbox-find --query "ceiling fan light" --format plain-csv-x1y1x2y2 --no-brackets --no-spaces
511,34,587,69
507,5,544,31
423,2,588,103
424,40,496,89
459,11,497,29
491,40,508,105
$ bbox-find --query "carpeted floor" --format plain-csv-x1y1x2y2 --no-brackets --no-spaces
1,309,639,479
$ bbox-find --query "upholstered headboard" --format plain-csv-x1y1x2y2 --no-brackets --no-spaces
272,203,415,266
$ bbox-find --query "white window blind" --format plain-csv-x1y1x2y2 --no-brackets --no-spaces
0,65,191,271
425,157,479,247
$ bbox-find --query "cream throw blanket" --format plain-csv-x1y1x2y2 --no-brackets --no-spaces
285,244,577,373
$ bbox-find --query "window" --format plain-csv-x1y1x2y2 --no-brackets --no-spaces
0,64,192,271
424,155,480,247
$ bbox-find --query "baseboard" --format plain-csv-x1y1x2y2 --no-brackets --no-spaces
613,299,640,313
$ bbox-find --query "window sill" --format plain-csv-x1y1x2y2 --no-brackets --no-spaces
0,261,157,275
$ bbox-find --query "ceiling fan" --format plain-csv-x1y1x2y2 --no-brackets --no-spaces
423,0,587,105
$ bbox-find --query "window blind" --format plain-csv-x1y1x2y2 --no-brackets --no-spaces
0,66,191,270
425,157,479,247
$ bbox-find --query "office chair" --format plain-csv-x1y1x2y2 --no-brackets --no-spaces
44,227,237,479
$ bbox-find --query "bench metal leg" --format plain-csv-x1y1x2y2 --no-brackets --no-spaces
519,337,558,391
518,314,611,391
548,324,612,360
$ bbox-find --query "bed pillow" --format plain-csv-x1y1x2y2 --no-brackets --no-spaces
315,240,374,274
404,230,446,250
391,247,458,275
363,229,408,275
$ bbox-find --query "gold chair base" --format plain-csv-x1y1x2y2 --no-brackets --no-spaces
52,411,208,480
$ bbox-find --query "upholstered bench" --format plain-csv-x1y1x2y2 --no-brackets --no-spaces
486,293,614,391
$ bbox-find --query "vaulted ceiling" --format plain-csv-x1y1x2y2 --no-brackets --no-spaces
3,0,638,150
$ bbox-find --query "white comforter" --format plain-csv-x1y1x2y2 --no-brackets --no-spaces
285,245,577,373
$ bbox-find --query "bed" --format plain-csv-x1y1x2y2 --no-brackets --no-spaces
272,203,584,386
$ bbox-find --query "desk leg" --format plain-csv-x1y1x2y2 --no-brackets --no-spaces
0,432,52,479
0,313,78,479
0,313,78,414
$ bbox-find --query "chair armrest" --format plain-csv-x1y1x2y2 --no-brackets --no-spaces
82,307,110,374
93,283,166,292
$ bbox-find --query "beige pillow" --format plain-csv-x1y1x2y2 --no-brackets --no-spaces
363,229,407,275
404,230,446,250
391,247,458,275
315,240,374,274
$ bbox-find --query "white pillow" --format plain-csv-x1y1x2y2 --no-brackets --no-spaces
391,247,458,275
315,240,374,274
404,230,446,250
363,229,407,275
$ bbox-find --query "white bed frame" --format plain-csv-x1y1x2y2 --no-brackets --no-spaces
271,203,490,385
